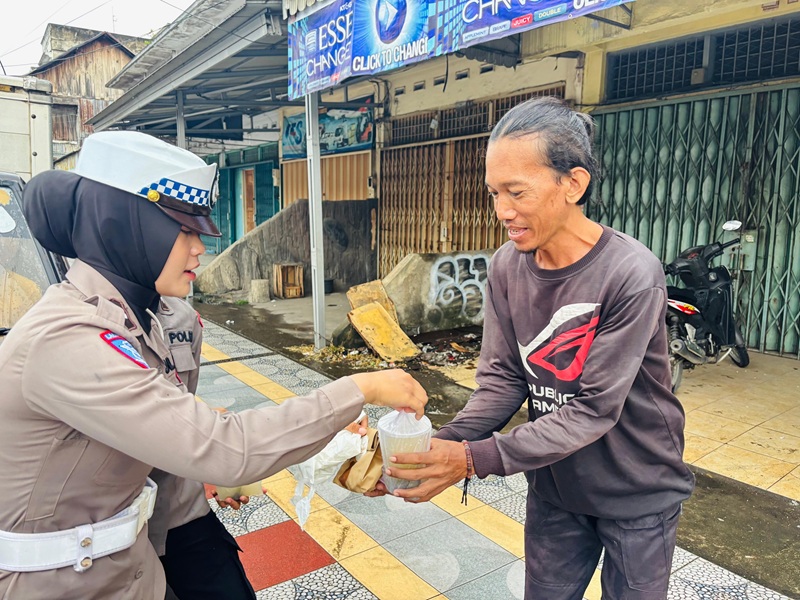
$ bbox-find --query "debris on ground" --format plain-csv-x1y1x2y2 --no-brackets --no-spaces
415,331,481,367
287,344,389,371
288,329,483,386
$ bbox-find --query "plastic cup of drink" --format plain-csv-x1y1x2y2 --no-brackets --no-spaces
377,411,432,494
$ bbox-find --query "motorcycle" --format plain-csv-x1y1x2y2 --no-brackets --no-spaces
664,220,750,392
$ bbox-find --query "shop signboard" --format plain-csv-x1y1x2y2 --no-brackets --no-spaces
282,102,375,159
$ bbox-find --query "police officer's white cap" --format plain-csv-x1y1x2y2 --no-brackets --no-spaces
73,131,221,237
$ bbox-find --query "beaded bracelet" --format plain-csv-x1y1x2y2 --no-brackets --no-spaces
461,441,474,506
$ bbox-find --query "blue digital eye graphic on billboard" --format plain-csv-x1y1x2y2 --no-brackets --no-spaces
376,0,408,44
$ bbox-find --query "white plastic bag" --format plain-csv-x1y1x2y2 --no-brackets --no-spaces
291,412,367,529
377,410,432,493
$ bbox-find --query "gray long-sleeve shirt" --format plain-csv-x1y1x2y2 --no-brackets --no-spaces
436,226,695,519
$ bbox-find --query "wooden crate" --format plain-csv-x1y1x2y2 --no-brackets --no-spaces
283,285,303,299
273,263,304,299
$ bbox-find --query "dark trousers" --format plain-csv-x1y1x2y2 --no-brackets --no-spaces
160,511,256,600
524,492,681,600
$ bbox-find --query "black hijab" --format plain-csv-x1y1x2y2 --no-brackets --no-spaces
23,170,181,334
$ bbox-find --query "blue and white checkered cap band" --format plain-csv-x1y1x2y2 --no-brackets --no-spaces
139,178,210,207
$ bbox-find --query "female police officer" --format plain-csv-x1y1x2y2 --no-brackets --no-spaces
0,131,427,599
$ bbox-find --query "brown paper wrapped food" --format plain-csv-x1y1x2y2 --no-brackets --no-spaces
334,427,383,494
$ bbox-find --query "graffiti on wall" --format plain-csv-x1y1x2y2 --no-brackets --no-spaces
427,254,490,326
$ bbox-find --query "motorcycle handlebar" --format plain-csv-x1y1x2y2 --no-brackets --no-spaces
721,238,740,250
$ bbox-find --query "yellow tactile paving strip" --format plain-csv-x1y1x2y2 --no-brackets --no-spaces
201,344,296,403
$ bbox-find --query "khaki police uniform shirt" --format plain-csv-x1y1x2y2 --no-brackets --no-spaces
0,261,364,599
148,296,210,557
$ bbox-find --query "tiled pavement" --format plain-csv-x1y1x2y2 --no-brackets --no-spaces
197,321,793,600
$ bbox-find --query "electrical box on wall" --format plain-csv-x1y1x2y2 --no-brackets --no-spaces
740,230,759,272
690,68,707,85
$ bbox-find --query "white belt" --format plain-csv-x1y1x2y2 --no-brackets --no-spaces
0,477,157,573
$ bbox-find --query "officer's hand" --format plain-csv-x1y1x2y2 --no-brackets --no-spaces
207,407,252,509
350,370,428,419
344,415,369,436
210,490,250,510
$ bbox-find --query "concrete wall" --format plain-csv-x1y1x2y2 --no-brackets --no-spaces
196,199,377,296
383,249,497,336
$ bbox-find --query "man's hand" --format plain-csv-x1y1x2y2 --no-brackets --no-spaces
385,439,468,503
363,480,389,498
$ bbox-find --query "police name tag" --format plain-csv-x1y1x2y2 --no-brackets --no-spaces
100,330,149,369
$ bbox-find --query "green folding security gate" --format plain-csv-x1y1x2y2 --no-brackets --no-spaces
591,84,800,358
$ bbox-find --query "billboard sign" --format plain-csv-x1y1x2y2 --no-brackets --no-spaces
433,0,632,56
288,0,634,98
289,0,429,99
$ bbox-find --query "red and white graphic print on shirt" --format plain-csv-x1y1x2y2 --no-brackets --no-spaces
517,303,600,382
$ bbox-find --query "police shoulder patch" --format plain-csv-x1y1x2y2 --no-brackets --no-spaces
100,330,149,369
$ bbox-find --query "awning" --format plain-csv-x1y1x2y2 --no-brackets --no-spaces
89,0,371,138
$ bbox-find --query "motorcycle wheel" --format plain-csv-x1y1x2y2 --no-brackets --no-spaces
731,329,750,368
670,355,684,393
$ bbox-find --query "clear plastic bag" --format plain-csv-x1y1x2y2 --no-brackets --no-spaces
377,410,432,493
291,412,367,529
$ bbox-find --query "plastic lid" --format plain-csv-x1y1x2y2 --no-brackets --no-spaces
377,410,432,438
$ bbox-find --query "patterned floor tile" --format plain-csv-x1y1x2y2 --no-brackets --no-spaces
382,517,517,592
670,547,698,573
242,356,333,395
256,563,378,600
504,472,529,494
457,474,518,504
444,560,525,600
200,325,272,360
490,492,527,524
237,520,336,591
335,493,451,545
668,557,791,599
209,493,291,537
364,405,393,426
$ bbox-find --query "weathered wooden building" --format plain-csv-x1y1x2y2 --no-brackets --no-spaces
29,25,149,167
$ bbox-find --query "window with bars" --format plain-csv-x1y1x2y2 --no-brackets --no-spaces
388,85,565,147
494,86,566,122
714,18,800,85
439,102,490,138
390,111,439,146
607,15,800,102
607,39,705,101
